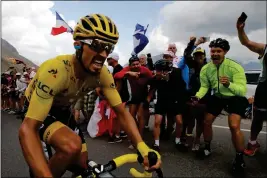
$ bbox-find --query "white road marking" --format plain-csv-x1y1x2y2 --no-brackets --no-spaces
213,125,267,135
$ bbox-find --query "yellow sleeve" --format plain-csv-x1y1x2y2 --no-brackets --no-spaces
25,59,68,122
100,65,122,107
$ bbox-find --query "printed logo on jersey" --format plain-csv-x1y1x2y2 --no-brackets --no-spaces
35,81,56,99
110,83,116,89
63,60,71,67
48,69,58,78
70,76,76,83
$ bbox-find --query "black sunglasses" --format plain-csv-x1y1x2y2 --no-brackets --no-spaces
80,39,115,54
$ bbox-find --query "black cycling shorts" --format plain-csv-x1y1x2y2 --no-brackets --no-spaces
254,81,267,109
9,91,19,100
206,95,249,118
155,100,184,116
38,106,86,152
128,97,146,105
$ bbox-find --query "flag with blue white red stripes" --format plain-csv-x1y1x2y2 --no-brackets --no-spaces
51,11,73,36
131,23,149,56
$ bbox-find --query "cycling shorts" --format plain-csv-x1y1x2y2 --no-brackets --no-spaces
206,95,248,118
128,96,146,105
155,100,184,116
38,106,87,153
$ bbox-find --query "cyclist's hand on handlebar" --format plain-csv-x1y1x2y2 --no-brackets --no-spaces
137,142,162,171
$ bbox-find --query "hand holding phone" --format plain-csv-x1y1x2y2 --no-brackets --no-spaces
238,12,248,24
203,37,210,42
237,12,247,30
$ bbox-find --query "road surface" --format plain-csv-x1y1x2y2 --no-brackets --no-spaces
1,112,267,177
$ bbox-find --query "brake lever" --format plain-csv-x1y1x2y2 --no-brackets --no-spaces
137,151,164,178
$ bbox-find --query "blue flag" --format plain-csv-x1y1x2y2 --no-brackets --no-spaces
131,23,149,56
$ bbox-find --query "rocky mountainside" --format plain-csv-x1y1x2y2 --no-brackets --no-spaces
1,38,38,73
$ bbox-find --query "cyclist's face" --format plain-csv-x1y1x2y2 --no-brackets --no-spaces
210,47,227,65
194,53,205,65
130,61,141,72
81,44,107,73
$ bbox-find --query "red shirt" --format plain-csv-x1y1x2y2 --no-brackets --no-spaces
114,66,152,100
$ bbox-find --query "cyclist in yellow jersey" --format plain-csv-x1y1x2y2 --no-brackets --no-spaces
18,14,161,178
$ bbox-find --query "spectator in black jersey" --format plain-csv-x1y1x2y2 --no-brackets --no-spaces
106,52,129,143
237,17,267,157
146,59,187,152
138,53,154,130
181,37,211,151
1,72,10,110
8,73,19,114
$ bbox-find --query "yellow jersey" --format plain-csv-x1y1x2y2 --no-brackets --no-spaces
25,54,122,122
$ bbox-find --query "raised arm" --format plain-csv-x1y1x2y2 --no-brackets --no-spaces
237,19,266,57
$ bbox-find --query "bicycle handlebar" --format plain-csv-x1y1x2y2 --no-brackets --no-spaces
95,151,163,178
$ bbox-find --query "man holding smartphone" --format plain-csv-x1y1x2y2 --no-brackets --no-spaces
237,14,267,157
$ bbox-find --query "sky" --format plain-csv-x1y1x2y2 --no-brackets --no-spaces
2,1,267,67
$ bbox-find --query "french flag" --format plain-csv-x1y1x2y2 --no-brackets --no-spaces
51,11,73,36
131,23,149,56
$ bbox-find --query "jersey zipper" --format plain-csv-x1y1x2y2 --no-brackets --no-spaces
216,65,221,98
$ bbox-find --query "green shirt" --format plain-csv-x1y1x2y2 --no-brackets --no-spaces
196,57,247,99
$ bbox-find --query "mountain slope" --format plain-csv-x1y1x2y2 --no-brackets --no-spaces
1,38,38,73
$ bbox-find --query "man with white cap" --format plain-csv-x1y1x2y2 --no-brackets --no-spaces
163,50,175,61
107,52,129,143
15,72,28,113
29,67,36,80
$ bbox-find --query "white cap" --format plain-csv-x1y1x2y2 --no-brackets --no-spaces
163,50,174,57
31,67,36,70
23,72,28,75
4,71,10,75
16,72,21,76
107,52,119,61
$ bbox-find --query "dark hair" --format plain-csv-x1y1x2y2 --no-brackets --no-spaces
209,38,230,51
129,55,139,65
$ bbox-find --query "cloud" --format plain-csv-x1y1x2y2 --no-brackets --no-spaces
142,1,266,64
2,1,266,68
2,1,76,66
159,1,266,41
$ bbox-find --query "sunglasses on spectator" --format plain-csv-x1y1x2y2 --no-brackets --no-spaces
80,39,115,55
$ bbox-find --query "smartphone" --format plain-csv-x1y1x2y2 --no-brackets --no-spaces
203,37,210,42
238,12,247,23
147,53,152,58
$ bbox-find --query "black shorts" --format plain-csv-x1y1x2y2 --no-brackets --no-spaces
9,91,19,99
206,95,249,118
183,103,206,122
38,106,86,151
254,81,267,109
128,97,146,105
155,100,184,116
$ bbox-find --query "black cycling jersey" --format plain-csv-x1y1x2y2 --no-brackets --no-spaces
149,67,187,103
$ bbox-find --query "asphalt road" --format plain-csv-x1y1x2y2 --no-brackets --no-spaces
1,112,267,177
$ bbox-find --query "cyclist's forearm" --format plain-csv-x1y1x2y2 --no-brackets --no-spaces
19,122,52,177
